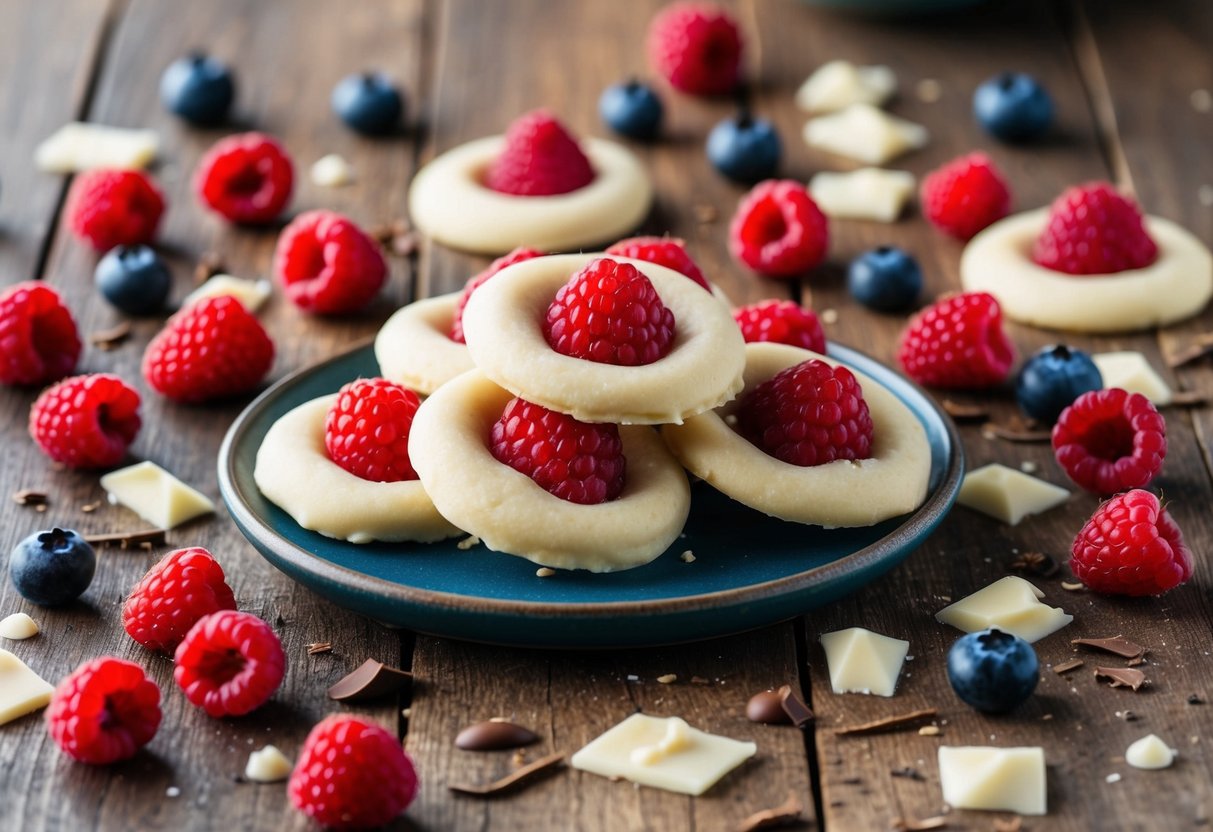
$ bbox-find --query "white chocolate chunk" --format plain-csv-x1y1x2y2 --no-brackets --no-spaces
1092,351,1173,405
808,168,915,222
245,745,294,782
795,60,898,114
310,153,354,187
0,649,55,725
803,104,927,165
819,627,909,696
35,122,159,173
936,576,1072,644
571,713,756,795
182,275,272,313
1126,734,1177,770
100,461,215,530
957,463,1070,525
0,613,40,640
939,746,1047,815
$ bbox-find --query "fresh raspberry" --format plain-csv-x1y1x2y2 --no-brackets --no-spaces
29,373,141,468
543,257,675,366
65,169,165,252
733,299,826,354
735,358,873,466
1070,489,1192,596
921,152,1012,240
484,110,595,196
1032,182,1158,275
0,282,81,386
273,210,387,314
194,131,294,224
647,3,743,96
450,247,543,343
173,610,285,718
45,657,161,765
605,236,711,291
325,378,421,482
142,295,274,402
896,292,1015,388
729,180,829,278
1052,388,1166,495
490,397,625,505
122,547,237,652
288,715,418,830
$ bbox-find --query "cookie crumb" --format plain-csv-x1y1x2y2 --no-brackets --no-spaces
457,535,481,551
536,567,556,578
656,674,678,684
1019,460,1038,474
1106,772,1122,784
915,78,942,103
680,550,696,563
917,725,941,736
821,308,839,324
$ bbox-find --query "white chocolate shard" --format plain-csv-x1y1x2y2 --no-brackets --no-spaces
938,746,1047,815
100,461,215,530
936,576,1072,644
795,60,898,114
35,122,159,172
310,153,354,187
957,463,1070,526
1092,351,1173,405
0,613,40,640
1125,734,1176,770
182,275,272,313
808,168,915,222
803,104,927,165
819,627,909,697
245,745,294,782
0,649,55,725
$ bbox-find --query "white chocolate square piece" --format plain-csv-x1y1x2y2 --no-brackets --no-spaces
957,463,1069,526
0,649,55,725
182,275,273,313
936,576,1072,643
35,122,159,172
808,168,915,222
819,627,909,697
100,461,215,530
1092,351,1173,405
803,104,928,165
571,714,756,795
796,60,898,114
939,746,1046,815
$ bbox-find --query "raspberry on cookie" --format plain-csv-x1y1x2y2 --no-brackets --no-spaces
1032,182,1157,275
606,236,710,291
325,378,421,483
733,299,826,354
485,109,595,196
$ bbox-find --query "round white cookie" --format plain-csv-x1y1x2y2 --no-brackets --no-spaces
661,342,932,528
961,209,1213,333
409,370,691,572
374,292,474,395
254,395,460,544
408,136,653,255
461,253,745,425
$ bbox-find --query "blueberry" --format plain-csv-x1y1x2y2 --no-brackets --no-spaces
160,53,235,126
599,81,664,141
9,528,96,606
947,628,1039,714
847,246,922,312
1016,344,1102,424
332,72,405,136
706,114,780,183
94,245,172,315
973,72,1054,143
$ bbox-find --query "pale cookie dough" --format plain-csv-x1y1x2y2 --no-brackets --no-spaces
408,136,653,255
408,370,691,572
461,254,745,425
254,395,459,544
961,209,1213,333
374,292,474,395
661,343,931,527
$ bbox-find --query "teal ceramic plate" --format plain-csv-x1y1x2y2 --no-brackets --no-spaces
219,342,962,648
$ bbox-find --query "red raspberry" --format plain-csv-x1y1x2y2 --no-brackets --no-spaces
729,180,829,278
544,257,675,366
194,132,294,224
122,547,237,652
736,358,873,466
490,397,625,505
897,292,1014,388
484,110,595,196
289,715,418,830
46,657,161,765
65,169,165,252
450,247,543,343
605,236,710,291
0,281,81,386
1032,182,1158,275
29,373,141,469
733,299,826,354
173,610,285,718
325,378,421,482
647,2,743,96
273,210,387,314
921,152,1012,240
1052,388,1166,495
1070,489,1192,596
142,295,274,402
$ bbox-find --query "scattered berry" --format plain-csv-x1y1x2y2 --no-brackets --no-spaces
332,72,405,135
647,2,743,96
0,281,81,386
94,244,172,315
1016,344,1103,424
706,114,781,183
65,169,165,252
194,131,294,224
897,291,1015,389
947,628,1039,714
325,378,421,482
485,110,594,196
973,72,1053,142
9,528,96,606
1052,388,1166,495
847,246,922,313
599,80,664,140
605,236,709,290
46,657,161,765
450,247,543,343
174,610,286,718
729,180,829,278
920,152,1011,240
122,547,237,652
1070,489,1192,596
160,53,235,125
29,373,141,468
1032,182,1158,275
273,210,387,314
732,299,826,353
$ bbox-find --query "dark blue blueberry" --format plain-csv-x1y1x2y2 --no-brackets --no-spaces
973,72,1054,142
9,528,96,606
1016,344,1102,424
847,246,922,313
599,81,664,141
94,245,172,315
947,628,1039,714
160,53,235,126
332,72,405,136
706,114,780,183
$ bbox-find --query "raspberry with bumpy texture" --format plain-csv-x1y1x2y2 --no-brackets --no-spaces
450,247,543,343
733,299,826,354
194,132,294,224
729,180,829,278
274,210,387,314
1052,388,1166,495
325,378,421,482
173,610,286,718
65,169,165,252
1032,182,1158,275
0,281,81,386
46,657,162,765
896,292,1015,389
1070,489,1192,596
921,153,1011,240
647,3,743,96
484,110,595,197
123,547,237,652
605,236,710,291
29,373,141,469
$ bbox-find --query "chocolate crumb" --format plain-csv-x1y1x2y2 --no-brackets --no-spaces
1072,635,1147,660
736,791,802,832
891,816,947,831
327,658,412,701
455,720,539,751
835,708,937,737
1053,658,1085,675
778,684,814,727
992,818,1023,832
656,674,678,685
1095,666,1148,691
1127,655,1146,667
691,676,710,685
982,420,1052,443
84,529,166,547
370,220,417,258
1167,333,1213,368
90,321,132,351
306,642,332,655
841,776,862,785
1010,550,1058,578
1061,580,1085,591
390,230,420,258
511,749,526,766
1115,709,1139,721
449,751,564,796
195,252,225,284
693,204,718,224
1189,694,1206,705
890,766,923,781
12,489,49,508
941,399,989,421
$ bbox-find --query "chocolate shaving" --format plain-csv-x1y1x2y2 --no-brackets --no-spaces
327,658,412,701
1168,389,1209,407
84,528,166,547
455,720,539,751
1127,655,1146,667
13,489,49,507
448,751,564,796
1053,658,1085,675
90,321,132,350
1010,550,1058,578
778,684,814,728
835,708,937,736
891,816,947,831
982,421,1052,443
690,676,711,685
1072,635,1147,660
941,399,989,421
890,766,923,781
1166,333,1213,368
737,791,803,831
1188,694,1206,705
1095,666,1147,691
306,642,332,655
993,818,1023,832
1115,709,1139,722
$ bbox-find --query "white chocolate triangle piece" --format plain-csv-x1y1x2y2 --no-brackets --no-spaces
183,275,273,313
803,104,927,165
809,168,915,222
100,461,215,530
795,60,898,114
819,627,909,696
1092,351,1173,405
0,613,40,640
957,463,1070,525
936,576,1072,643
939,746,1047,815
0,649,55,725
1125,734,1177,770
35,122,159,172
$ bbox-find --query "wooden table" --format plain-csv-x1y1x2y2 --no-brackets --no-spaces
2,1,1211,829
